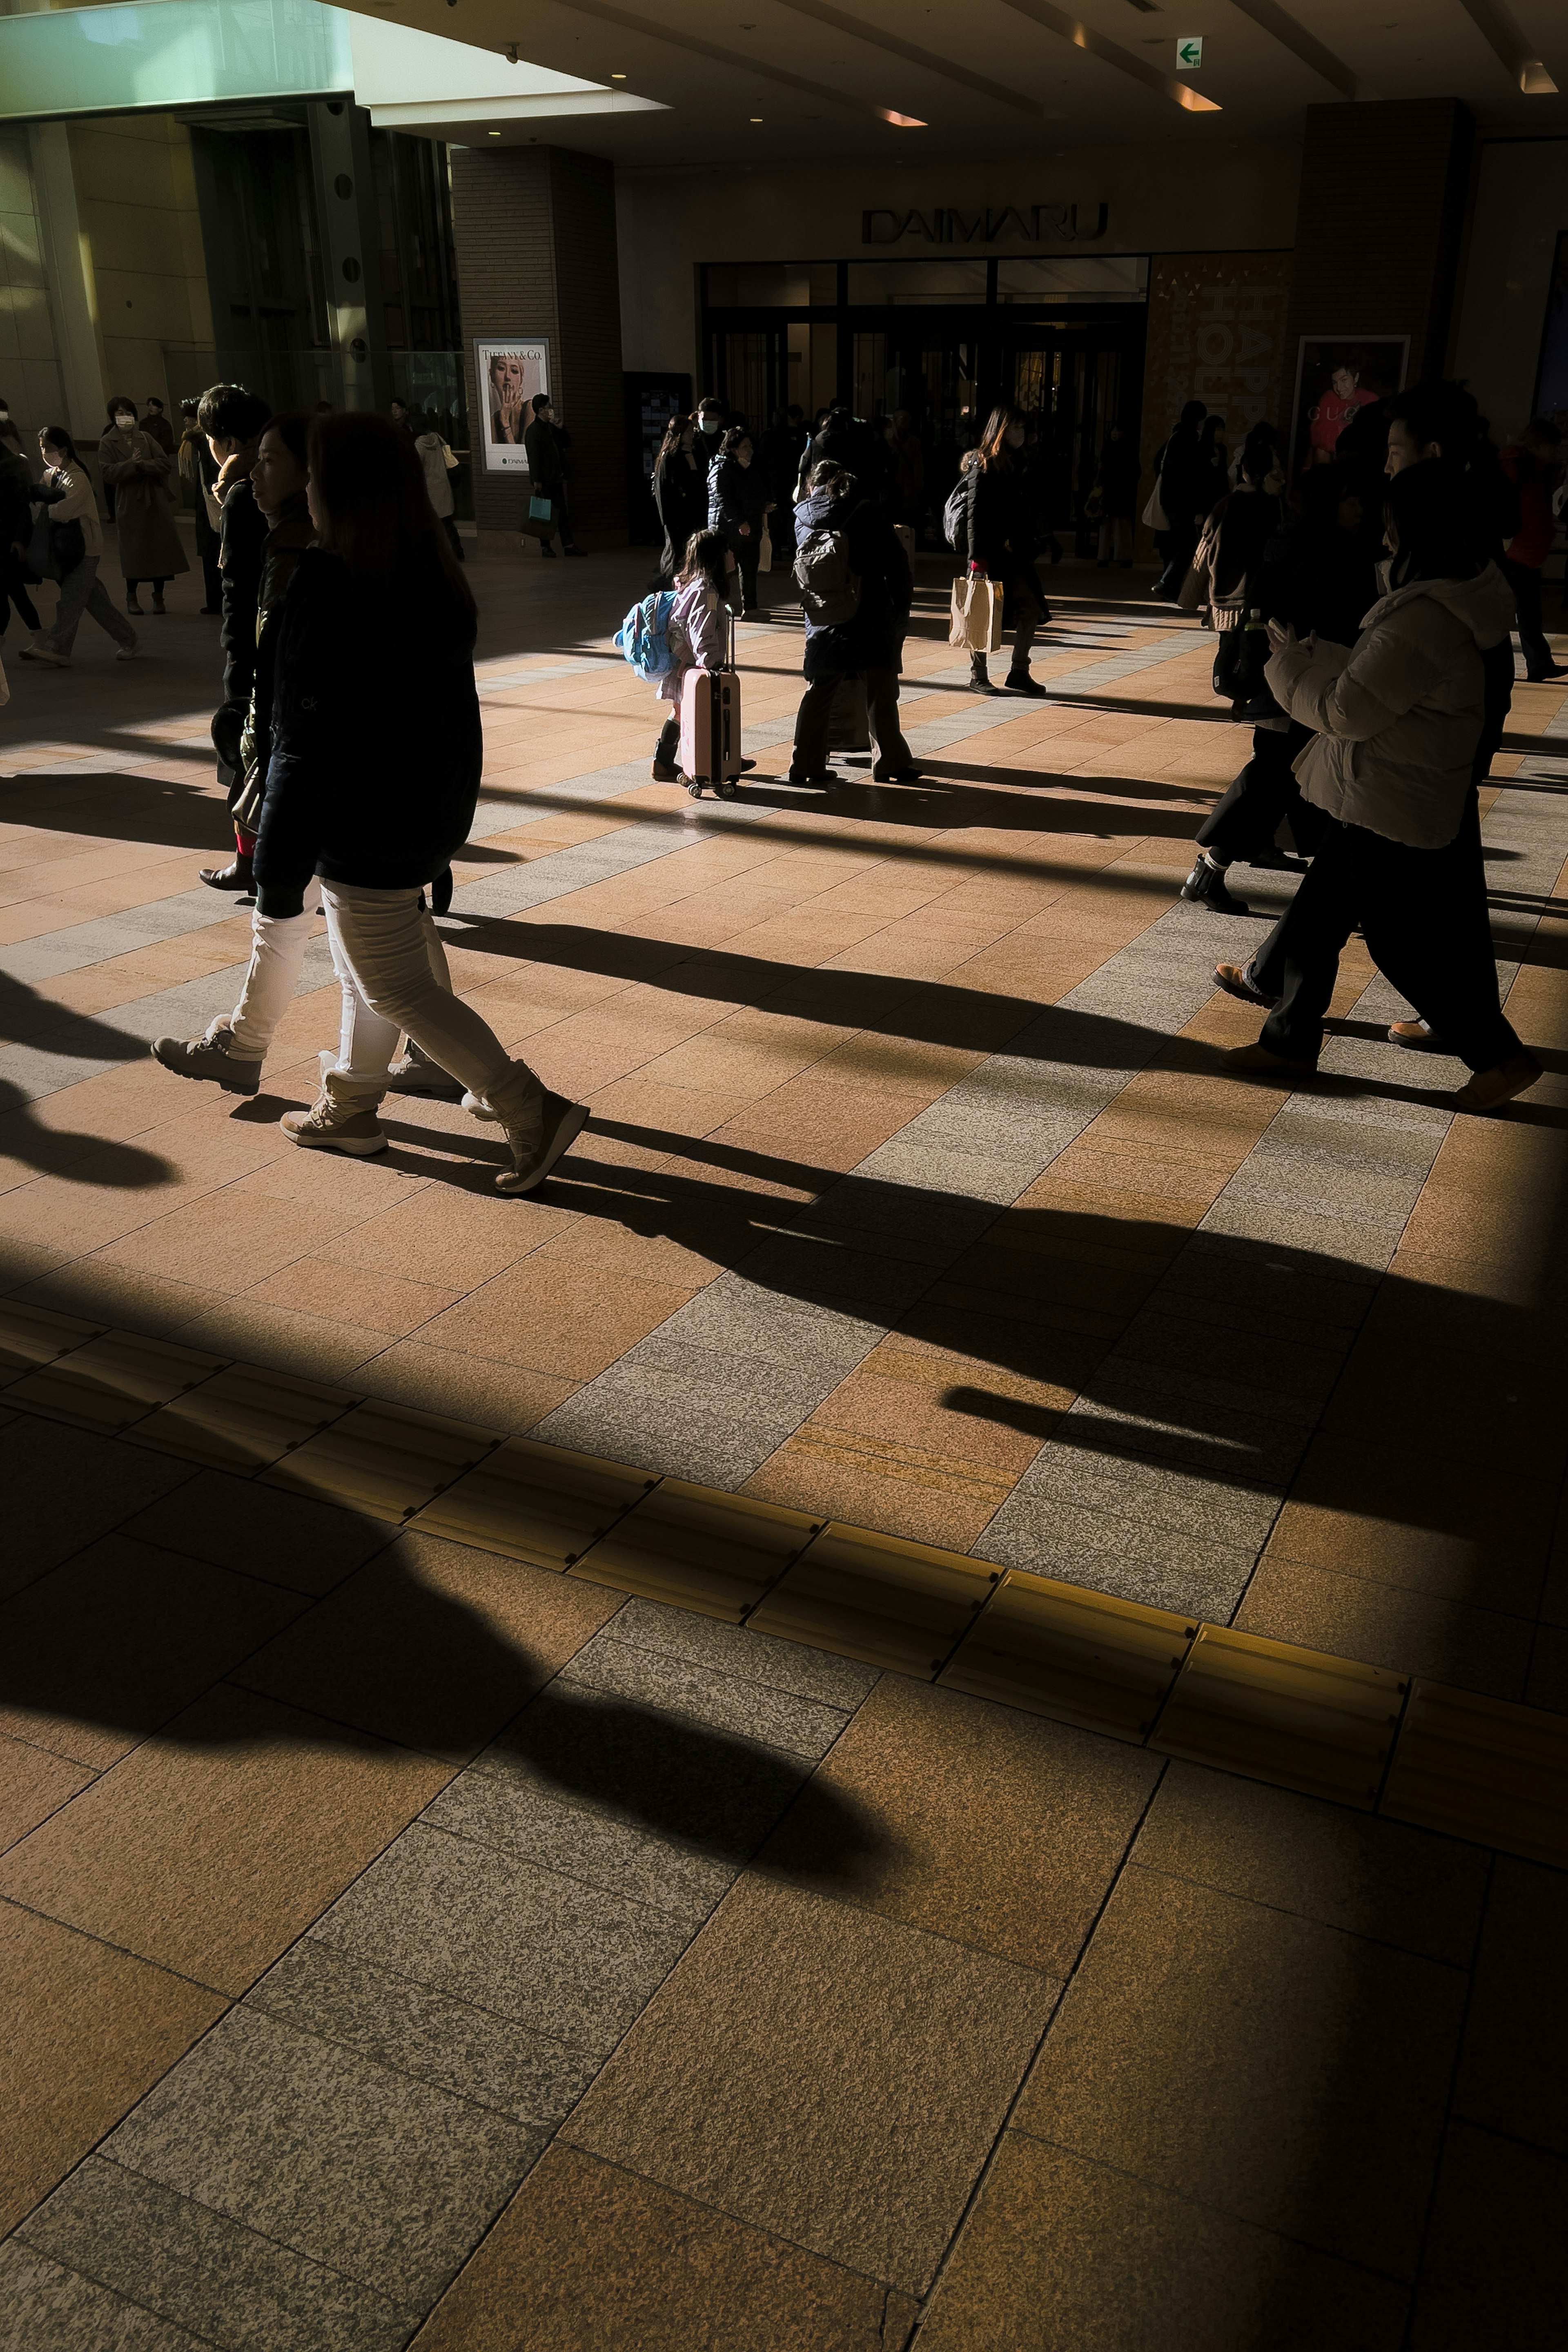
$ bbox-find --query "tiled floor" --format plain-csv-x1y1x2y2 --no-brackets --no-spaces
1,537,1565,2346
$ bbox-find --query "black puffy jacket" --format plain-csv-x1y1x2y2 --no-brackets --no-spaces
708,456,770,539
254,546,481,906
794,484,912,676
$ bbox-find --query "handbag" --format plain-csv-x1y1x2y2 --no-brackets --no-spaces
756,521,773,574
49,517,86,575
948,570,1003,653
528,493,553,522
441,441,459,473
1213,607,1272,707
1141,481,1169,532
25,507,57,583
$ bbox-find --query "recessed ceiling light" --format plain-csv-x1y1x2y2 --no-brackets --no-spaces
877,109,927,127
611,70,626,77
488,129,501,136
750,115,763,121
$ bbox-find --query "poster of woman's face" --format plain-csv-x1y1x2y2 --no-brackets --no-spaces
1290,337,1409,476
476,339,549,472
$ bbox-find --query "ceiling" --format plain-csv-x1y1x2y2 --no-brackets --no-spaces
329,0,1568,162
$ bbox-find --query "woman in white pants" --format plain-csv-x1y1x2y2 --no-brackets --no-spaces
245,411,585,1194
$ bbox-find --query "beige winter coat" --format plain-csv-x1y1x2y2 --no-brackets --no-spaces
1264,562,1516,850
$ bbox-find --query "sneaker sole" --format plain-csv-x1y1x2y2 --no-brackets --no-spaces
283,1124,388,1157
150,1041,261,1096
387,1076,466,1100
497,1099,589,1195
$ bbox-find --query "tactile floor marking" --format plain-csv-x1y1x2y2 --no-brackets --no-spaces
3,1329,228,1438
940,1569,1198,1743
0,1300,105,1377
747,1522,999,1677
569,1480,823,1622
264,1399,502,1523
1380,1680,1568,1869
1151,1624,1406,1810
129,1363,362,1473
410,1437,655,1567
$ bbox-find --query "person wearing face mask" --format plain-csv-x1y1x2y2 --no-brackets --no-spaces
1212,460,1538,1112
707,426,773,616
522,394,586,557
197,383,272,879
99,395,187,614
962,404,1051,696
693,396,727,476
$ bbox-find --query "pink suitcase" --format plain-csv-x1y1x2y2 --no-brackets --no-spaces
678,613,743,800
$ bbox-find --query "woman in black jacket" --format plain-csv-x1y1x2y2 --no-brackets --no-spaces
255,411,586,1193
706,426,773,614
965,405,1050,696
651,414,707,587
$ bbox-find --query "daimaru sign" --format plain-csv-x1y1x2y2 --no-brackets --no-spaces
862,203,1109,246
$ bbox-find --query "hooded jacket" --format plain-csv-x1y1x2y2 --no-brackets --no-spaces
793,482,911,677
1265,561,1516,849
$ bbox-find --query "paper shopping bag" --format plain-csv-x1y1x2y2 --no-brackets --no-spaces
948,573,1003,653
757,523,773,574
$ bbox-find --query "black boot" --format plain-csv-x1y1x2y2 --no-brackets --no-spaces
200,855,254,893
1180,856,1252,916
969,654,1000,696
1004,666,1047,698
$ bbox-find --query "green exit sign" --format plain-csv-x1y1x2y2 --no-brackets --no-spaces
1176,35,1204,68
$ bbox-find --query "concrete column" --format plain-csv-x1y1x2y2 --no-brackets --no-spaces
450,143,626,546
27,120,103,439
1278,97,1474,421
307,101,391,414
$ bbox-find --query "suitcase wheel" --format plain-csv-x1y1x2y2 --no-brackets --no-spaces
687,780,705,799
715,777,737,800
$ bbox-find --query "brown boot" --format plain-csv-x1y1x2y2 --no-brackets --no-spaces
1452,1053,1543,1113
151,1022,263,1096
280,1062,388,1156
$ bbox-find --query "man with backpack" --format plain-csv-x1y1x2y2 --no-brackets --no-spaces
789,457,916,786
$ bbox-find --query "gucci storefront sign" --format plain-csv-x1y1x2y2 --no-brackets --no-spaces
862,203,1109,246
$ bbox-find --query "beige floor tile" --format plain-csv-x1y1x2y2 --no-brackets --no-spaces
566,1873,1057,2295
759,1675,1159,1972
0,1901,226,2236
0,1734,95,1856
411,2143,910,2352
415,1257,689,1380
0,1682,452,1994
312,1184,571,1292
94,1189,375,1294
352,1340,577,1434
1236,1555,1534,1702
244,1256,461,1339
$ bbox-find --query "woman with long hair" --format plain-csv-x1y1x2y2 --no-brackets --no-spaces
707,425,773,615
20,426,138,665
650,526,740,780
962,404,1050,695
651,415,708,588
254,411,587,1190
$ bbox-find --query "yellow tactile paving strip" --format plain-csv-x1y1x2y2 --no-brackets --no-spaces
2,1296,1562,1871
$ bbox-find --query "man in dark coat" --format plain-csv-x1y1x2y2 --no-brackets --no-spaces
196,383,272,886
788,459,915,785
522,396,585,556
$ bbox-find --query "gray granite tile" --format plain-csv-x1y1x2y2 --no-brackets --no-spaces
1069,1384,1310,1489
528,1340,829,1488
1003,1437,1282,1551
122,1473,394,1598
103,2005,537,2310
467,1678,814,1864
1175,1232,1379,1317
560,1630,853,1760
1109,1309,1347,1407
245,1936,599,2128
16,2157,410,2352
602,1594,880,1710
1223,1149,1425,1227
424,1768,737,1926
655,1279,888,1375
1089,1350,1325,1434
1198,1193,1404,1274
801,1176,1000,1257
0,2243,205,2352
726,1232,938,1314
1139,1267,1366,1358
312,1822,691,2057
978,1490,1255,1621
847,1139,1042,1205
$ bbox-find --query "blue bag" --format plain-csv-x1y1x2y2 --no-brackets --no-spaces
614,590,679,682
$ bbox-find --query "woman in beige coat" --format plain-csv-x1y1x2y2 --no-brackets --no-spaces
98,394,188,612
1214,459,1539,1114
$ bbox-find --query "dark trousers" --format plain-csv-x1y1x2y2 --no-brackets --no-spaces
441,515,464,562
1157,517,1199,599
194,512,221,609
1198,721,1327,863
794,668,911,773
727,531,761,613
0,583,41,633
1503,556,1552,678
1253,804,1518,1073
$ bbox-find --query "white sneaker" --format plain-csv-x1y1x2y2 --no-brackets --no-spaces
461,1087,500,1125
22,645,65,665
116,644,139,661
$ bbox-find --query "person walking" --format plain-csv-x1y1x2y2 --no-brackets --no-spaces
1096,423,1140,567
707,425,773,615
1182,461,1376,913
1151,400,1209,599
17,427,137,666
788,457,916,786
887,408,926,537
651,416,708,587
522,394,585,557
197,383,271,880
650,526,740,780
1498,416,1564,682
1214,460,1539,1113
963,404,1051,697
99,395,187,612
1196,414,1230,524
0,421,43,648
178,399,222,612
412,412,465,562
252,410,586,1190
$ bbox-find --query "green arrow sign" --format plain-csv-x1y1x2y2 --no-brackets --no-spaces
1176,36,1203,68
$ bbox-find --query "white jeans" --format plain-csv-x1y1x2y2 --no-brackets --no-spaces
217,877,453,1076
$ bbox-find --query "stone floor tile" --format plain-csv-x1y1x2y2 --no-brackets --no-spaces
0,1683,452,1994
247,1935,599,2129
529,1338,831,1488
0,1903,225,2236
918,2134,1406,2352
654,1277,887,1378
1013,1864,1466,2278
603,1595,879,1709
0,1412,193,1601
742,1427,1017,1557
351,1339,578,1435
998,1437,1282,1551
312,1822,691,2057
120,1469,397,1597
424,1768,738,1926
312,1186,569,1292
16,2157,411,2352
0,2242,209,2351
565,1873,1058,2295
1132,1760,1489,1964
1525,1620,1568,1712
1235,1555,1534,1701
466,1679,819,1866
410,2143,913,2352
232,1530,619,1764
978,1488,1258,1621
0,1732,95,1855
758,1675,1159,1973
1451,1855,1568,2155
414,1256,691,1381
161,1295,392,1388
103,2004,541,2310
0,1533,305,1771
1199,1192,1404,1274
1406,2124,1567,2351
560,1629,855,1762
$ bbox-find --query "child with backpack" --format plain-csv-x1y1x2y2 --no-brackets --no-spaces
615,527,747,781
